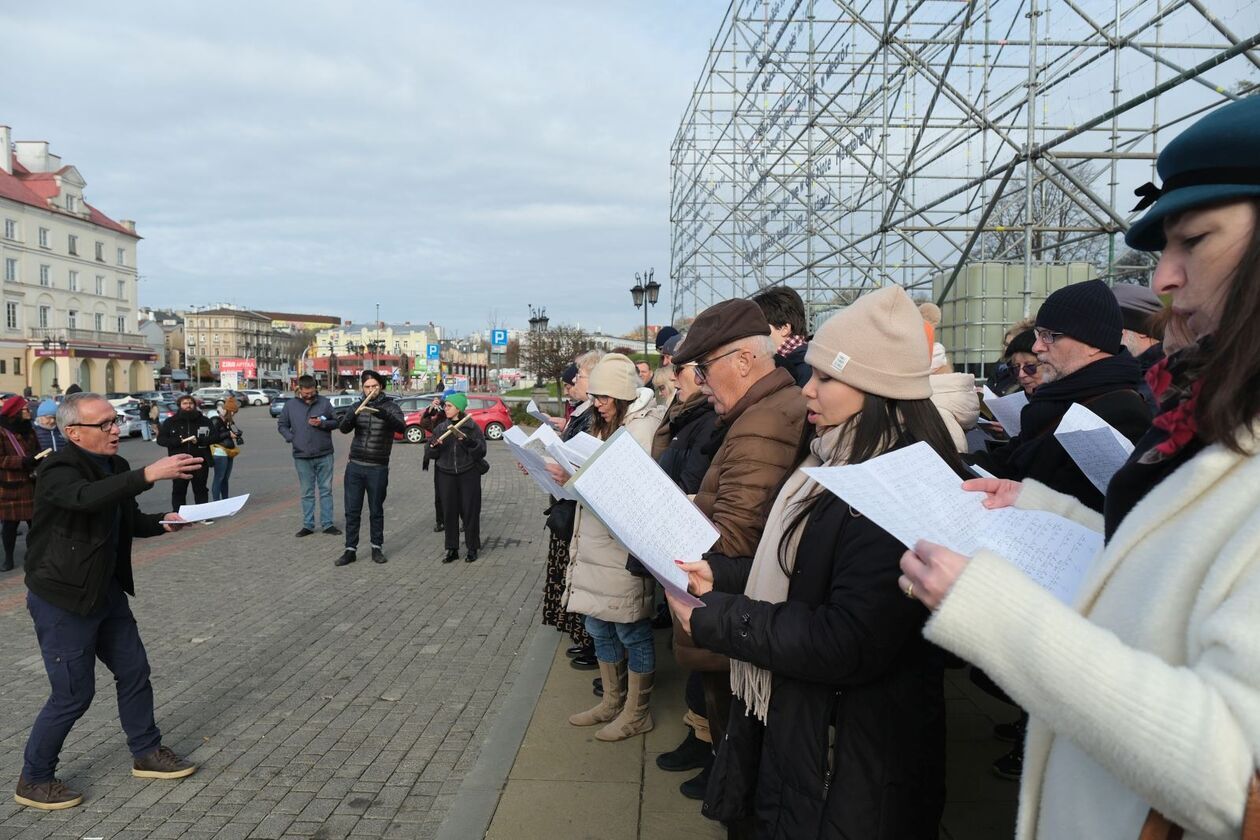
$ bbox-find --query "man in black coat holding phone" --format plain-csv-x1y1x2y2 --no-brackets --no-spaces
15,393,203,811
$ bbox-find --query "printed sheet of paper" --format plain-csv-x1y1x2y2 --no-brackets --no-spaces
804,443,1102,605
982,386,1029,437
545,432,605,474
1054,403,1135,493
526,399,551,425
163,494,250,524
568,428,712,607
503,426,576,500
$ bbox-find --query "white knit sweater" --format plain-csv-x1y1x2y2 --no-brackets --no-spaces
926,425,1260,839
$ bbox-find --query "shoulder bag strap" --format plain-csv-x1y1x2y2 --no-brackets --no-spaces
1140,770,1259,840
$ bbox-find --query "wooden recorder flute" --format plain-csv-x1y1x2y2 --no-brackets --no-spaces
434,414,472,444
354,395,379,415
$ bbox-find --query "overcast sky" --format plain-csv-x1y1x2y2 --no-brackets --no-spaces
2,2,721,335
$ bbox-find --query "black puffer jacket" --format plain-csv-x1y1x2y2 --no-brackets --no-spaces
657,397,721,494
690,491,946,840
337,394,405,465
157,409,224,461
426,413,487,474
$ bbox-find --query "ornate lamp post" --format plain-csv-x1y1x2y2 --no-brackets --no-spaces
528,304,549,389
630,268,660,360
327,341,339,391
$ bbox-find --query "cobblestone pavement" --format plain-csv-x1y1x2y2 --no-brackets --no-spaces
0,410,550,839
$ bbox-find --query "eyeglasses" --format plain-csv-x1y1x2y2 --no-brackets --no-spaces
590,394,614,404
1017,362,1042,376
1033,327,1066,345
687,348,742,383
68,416,123,432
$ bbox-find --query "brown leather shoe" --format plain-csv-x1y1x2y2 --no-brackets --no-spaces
132,746,197,780
14,776,83,810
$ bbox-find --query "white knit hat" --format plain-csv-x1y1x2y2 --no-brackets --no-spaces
804,286,933,399
587,353,640,401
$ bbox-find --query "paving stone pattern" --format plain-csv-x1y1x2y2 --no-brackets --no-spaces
0,416,551,840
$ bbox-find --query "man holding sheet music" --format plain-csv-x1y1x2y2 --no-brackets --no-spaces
16,392,202,811
974,280,1151,512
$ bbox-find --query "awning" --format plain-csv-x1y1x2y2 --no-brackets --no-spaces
170,369,191,381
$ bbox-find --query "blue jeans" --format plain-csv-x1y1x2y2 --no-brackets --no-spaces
344,461,389,550
23,582,161,782
294,454,334,530
584,616,655,674
212,454,233,501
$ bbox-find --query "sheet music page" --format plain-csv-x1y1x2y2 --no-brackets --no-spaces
570,428,712,607
1054,403,1135,493
503,427,576,500
804,442,1102,605
563,432,605,464
167,494,250,523
526,399,551,424
982,386,1029,437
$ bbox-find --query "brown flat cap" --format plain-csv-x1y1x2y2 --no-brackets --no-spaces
671,299,771,365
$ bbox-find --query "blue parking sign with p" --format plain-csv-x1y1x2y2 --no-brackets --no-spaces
491,329,508,347
426,343,440,360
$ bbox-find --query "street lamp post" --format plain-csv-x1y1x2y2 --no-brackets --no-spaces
527,304,549,389
630,268,661,360
327,341,338,391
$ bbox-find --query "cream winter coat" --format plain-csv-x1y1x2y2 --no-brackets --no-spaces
925,423,1260,839
564,389,665,624
929,372,979,453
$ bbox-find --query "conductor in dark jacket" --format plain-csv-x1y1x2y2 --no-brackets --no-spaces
427,392,486,563
15,393,203,812
335,370,405,567
155,394,219,511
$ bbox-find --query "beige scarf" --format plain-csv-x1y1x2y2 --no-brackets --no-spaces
729,424,852,723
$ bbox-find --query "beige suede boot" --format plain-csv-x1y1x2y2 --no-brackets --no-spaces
595,670,654,741
568,659,627,726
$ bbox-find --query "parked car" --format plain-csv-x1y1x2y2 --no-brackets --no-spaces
269,395,290,418
119,407,147,438
327,393,363,421
190,387,232,409
398,393,511,443
129,390,167,402
238,389,271,406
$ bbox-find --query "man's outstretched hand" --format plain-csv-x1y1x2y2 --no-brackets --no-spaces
144,454,203,484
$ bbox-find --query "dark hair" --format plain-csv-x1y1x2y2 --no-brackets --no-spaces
1196,200,1260,452
752,287,807,337
361,369,383,387
297,374,317,389
589,398,631,440
777,396,971,573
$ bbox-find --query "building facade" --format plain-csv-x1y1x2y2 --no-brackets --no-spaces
0,125,155,395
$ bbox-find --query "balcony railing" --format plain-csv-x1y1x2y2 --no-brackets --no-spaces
29,327,149,348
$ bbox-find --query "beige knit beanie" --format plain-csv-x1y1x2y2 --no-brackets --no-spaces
804,286,933,399
587,353,640,401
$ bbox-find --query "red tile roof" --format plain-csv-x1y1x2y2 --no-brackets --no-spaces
0,160,140,239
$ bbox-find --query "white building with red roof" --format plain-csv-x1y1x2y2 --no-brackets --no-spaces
0,124,156,396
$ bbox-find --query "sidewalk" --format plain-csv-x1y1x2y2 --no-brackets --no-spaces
481,633,1019,840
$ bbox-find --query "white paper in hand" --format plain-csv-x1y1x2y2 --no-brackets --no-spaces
526,400,551,424
1054,403,1136,493
569,428,712,607
804,443,1102,605
165,494,250,524
982,386,1029,437
503,426,576,500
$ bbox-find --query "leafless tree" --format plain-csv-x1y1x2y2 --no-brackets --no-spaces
975,166,1111,266
522,324,590,392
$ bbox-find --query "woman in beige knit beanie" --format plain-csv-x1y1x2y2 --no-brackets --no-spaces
667,286,969,838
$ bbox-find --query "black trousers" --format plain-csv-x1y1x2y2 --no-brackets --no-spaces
2,519,30,563
170,463,210,511
432,466,443,524
437,469,481,552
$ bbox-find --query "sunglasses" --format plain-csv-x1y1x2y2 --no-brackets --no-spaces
1016,362,1042,376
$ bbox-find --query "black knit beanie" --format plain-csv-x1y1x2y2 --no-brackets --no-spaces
1034,280,1122,355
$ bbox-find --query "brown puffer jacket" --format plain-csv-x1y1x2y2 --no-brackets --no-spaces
676,366,808,672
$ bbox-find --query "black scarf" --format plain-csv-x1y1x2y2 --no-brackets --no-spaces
1016,352,1142,444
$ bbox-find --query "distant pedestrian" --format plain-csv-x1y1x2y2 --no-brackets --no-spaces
156,395,215,511
0,396,38,572
753,285,812,386
15,392,202,811
428,392,486,563
335,370,405,566
635,360,652,387
209,398,242,501
276,375,341,537
32,400,65,453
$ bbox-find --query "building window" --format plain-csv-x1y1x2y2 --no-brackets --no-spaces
38,306,50,328
116,247,125,266
12,358,19,375
5,302,16,330
95,275,104,295
95,241,105,261
3,219,15,240
94,312,104,331
3,258,15,282
39,265,51,287
68,234,78,255
38,228,49,248
68,270,79,291
117,279,125,300
0,361,6,374
68,310,78,329
117,315,126,333
65,195,76,213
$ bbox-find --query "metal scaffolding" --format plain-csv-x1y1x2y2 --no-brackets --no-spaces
670,0,1260,326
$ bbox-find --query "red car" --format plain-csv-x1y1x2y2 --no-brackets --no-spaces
398,393,513,444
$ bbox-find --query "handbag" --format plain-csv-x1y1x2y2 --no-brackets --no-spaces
477,458,490,475
1139,771,1259,840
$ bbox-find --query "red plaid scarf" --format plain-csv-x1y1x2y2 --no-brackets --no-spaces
777,333,807,357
